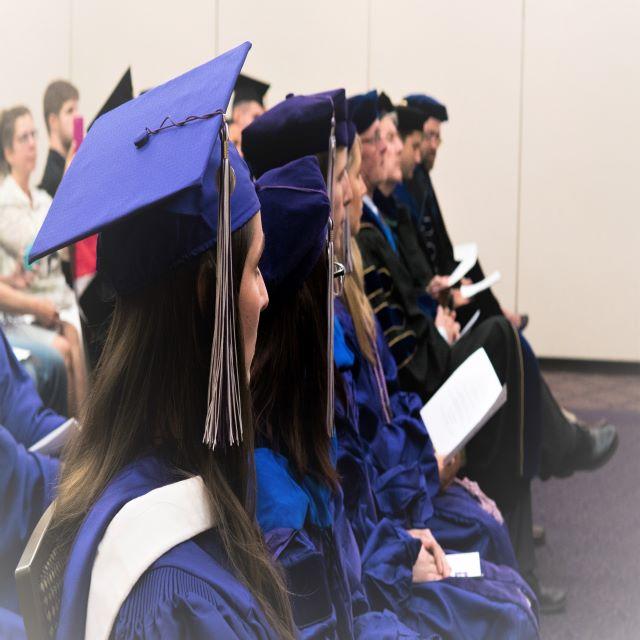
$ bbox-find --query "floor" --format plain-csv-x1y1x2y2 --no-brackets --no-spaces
534,364,640,640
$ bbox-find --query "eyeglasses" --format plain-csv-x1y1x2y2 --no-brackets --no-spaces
15,129,38,146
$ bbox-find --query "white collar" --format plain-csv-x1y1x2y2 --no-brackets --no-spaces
363,194,380,216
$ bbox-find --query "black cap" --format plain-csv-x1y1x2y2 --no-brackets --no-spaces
396,105,427,136
232,73,269,109
377,91,394,116
88,68,133,131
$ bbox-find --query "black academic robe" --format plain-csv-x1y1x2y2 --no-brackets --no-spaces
356,196,526,514
402,167,503,325
38,149,65,198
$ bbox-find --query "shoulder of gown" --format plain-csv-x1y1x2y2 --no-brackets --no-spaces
111,538,276,640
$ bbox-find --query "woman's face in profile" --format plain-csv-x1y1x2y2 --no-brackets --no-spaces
238,213,269,377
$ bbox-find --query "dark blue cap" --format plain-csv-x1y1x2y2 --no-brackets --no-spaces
242,94,334,178
29,42,259,295
347,90,378,134
403,94,448,122
257,156,330,295
396,105,428,135
310,88,347,147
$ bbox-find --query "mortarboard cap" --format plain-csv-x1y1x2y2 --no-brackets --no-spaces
377,91,395,116
232,73,270,109
88,68,134,131
403,94,448,122
395,105,428,136
29,42,259,449
30,41,257,280
310,88,347,148
347,90,378,134
242,94,334,178
258,155,330,295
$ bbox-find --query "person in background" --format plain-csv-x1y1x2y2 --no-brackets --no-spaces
0,326,68,640
353,92,617,612
0,106,86,415
402,92,526,329
229,73,269,151
39,80,79,199
29,44,297,640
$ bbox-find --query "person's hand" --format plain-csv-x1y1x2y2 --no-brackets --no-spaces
435,306,460,344
427,275,450,298
451,288,471,309
411,546,442,583
408,528,450,582
436,452,462,490
34,299,61,330
6,259,33,289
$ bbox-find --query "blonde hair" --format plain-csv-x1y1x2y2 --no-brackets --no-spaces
342,238,377,365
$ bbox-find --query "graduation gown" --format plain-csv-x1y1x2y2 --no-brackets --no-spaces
0,328,64,616
398,170,504,325
356,197,527,513
55,455,280,640
334,300,517,569
333,318,539,639
255,447,419,639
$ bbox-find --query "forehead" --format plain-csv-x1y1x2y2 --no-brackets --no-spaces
380,115,396,133
61,98,78,111
424,117,441,132
13,113,34,134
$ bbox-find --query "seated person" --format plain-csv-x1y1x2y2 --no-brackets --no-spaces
0,326,67,638
400,92,525,328
251,150,538,639
39,80,79,198
0,106,86,414
229,73,269,152
26,46,297,639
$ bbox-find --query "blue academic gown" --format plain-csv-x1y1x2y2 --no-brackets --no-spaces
334,299,516,569
56,455,280,640
333,307,539,639
255,447,421,639
0,328,65,631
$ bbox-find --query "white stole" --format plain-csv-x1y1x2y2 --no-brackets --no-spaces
84,476,215,640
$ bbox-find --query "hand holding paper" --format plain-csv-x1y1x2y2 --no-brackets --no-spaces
420,348,507,459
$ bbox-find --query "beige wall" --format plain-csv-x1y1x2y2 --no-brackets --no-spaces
2,0,638,360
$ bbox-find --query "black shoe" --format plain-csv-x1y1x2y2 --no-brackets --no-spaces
524,572,567,615
572,423,619,472
532,524,546,547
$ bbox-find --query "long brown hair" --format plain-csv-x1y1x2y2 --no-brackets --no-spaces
251,251,339,489
50,223,296,639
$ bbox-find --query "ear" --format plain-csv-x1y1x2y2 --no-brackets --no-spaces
47,111,58,134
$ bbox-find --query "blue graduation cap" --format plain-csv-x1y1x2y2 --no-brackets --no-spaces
347,90,378,134
403,93,448,122
310,88,347,148
257,155,330,295
241,93,335,179
29,41,260,449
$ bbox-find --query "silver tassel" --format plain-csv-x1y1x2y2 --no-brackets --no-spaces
326,114,337,437
203,120,242,449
